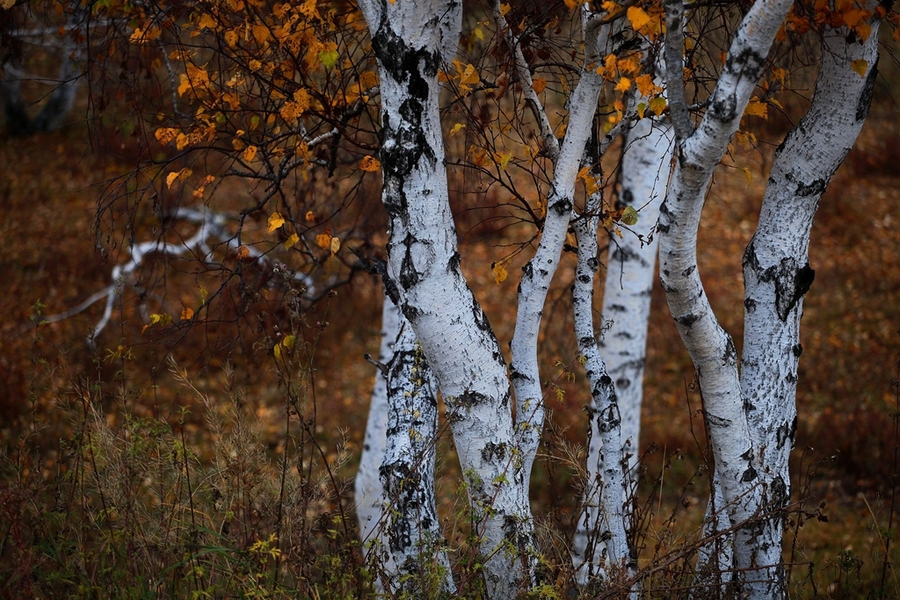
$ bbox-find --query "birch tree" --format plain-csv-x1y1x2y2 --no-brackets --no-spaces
661,0,883,595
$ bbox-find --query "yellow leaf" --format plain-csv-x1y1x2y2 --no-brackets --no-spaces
305,211,316,222
284,232,299,249
742,167,753,188
330,236,341,255
532,77,547,94
620,206,638,226
492,261,508,285
450,122,466,136
615,77,632,92
274,344,282,360
316,232,332,249
636,102,647,119
499,3,511,16
626,6,651,31
649,97,667,117
181,307,194,320
743,97,768,119
359,155,381,171
282,334,296,349
459,63,480,86
242,145,258,162
268,212,285,232
851,59,868,77
497,151,513,171
635,74,657,97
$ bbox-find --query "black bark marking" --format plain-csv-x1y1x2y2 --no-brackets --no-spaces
676,313,700,327
681,264,696,277
620,187,634,207
472,294,491,332
616,377,631,390
796,178,827,197
723,337,737,365
744,297,757,313
577,274,591,284
398,237,420,289
741,465,758,483
792,343,803,357
481,441,507,463
657,202,672,233
857,57,878,122
595,402,622,433
766,258,815,322
770,475,788,508
549,196,572,216
579,335,596,347
609,303,627,313
448,251,461,272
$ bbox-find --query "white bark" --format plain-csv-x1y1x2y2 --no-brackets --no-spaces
509,6,618,493
738,16,880,596
603,116,674,481
358,1,536,596
355,294,401,581
572,113,673,585
659,0,794,596
380,316,454,595
570,180,631,585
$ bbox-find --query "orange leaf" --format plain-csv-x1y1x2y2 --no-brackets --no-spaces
532,77,547,94
316,231,332,249
181,307,194,320
242,145,258,162
305,211,316,222
492,261,508,285
626,6,651,31
236,245,250,260
359,156,381,171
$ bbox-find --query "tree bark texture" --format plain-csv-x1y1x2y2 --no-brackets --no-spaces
358,1,536,596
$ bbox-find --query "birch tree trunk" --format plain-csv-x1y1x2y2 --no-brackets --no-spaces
380,316,454,595
570,179,631,585
571,112,673,584
602,115,674,482
509,8,614,488
659,0,794,596
738,14,880,596
355,293,401,581
357,1,536,595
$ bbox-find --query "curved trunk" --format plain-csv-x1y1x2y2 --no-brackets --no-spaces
659,0,794,596
739,18,880,596
358,1,536,596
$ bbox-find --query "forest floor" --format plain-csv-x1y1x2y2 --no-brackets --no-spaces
2,77,900,598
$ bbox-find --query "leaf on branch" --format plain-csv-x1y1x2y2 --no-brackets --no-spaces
492,261,508,285
242,145,259,162
620,206,638,226
577,166,599,196
166,168,193,188
316,231,333,249
649,97,667,117
181,307,194,321
626,6,651,31
615,77,632,92
563,0,581,9
499,3,511,16
532,77,547,94
268,212,285,232
743,97,768,120
851,60,869,77
359,156,381,171
330,236,341,256
743,167,753,188
450,123,466,136
319,49,339,69
305,211,316,222
284,233,299,250
236,246,250,260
